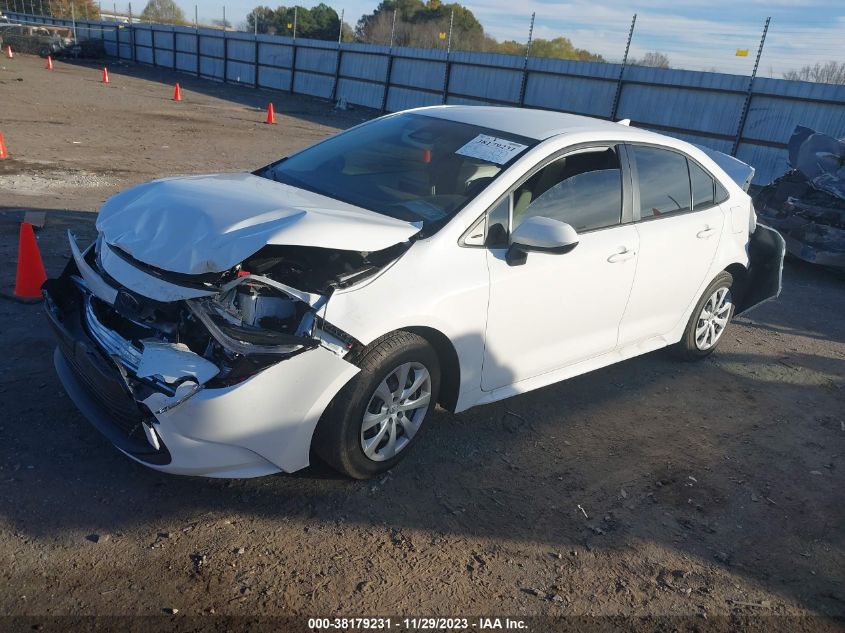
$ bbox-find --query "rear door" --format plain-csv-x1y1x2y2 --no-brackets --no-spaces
618,145,725,345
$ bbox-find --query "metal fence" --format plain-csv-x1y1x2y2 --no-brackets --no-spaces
5,11,845,185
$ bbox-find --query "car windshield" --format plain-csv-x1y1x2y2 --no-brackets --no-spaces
263,113,537,229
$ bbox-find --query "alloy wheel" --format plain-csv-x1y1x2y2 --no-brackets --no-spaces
360,362,432,462
695,287,732,351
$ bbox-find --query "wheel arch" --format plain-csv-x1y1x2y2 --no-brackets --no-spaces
724,261,748,307
401,326,461,414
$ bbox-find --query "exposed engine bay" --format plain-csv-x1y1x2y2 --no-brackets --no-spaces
46,232,410,410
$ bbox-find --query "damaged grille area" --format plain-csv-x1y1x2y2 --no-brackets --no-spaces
44,284,171,465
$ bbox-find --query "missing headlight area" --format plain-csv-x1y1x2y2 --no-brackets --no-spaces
47,232,396,413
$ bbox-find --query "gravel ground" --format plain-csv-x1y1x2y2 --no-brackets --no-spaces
0,53,843,631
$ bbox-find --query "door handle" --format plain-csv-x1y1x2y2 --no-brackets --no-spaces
697,227,717,239
607,249,636,263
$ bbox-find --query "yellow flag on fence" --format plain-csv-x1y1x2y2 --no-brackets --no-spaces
287,22,293,29
735,49,749,57
439,32,446,40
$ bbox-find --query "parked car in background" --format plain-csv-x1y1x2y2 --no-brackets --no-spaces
0,25,72,56
44,106,785,480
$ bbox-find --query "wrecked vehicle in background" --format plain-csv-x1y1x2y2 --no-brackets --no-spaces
0,25,72,57
754,126,845,270
44,106,785,481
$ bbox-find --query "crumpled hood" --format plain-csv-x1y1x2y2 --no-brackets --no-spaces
96,172,422,275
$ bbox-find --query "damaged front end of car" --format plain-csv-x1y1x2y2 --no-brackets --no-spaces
44,231,406,473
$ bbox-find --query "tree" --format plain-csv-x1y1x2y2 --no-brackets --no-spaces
497,36,604,62
247,4,343,40
48,0,101,19
140,0,186,24
783,61,845,85
630,51,670,69
355,0,484,48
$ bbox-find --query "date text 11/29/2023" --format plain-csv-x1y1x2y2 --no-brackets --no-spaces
308,617,528,630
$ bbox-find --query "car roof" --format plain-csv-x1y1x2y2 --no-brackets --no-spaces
413,105,667,144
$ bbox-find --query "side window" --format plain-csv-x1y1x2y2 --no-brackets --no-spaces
485,196,510,247
632,146,691,219
512,147,623,233
689,161,715,210
715,180,730,204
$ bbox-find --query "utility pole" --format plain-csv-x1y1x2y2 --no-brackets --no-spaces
388,8,396,47
732,16,771,156
293,5,297,39
610,13,637,121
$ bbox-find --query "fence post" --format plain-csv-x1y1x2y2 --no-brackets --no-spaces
151,24,156,66
289,41,297,93
222,31,228,83
732,17,770,157
610,13,636,121
329,8,343,103
70,1,77,43
195,5,200,77
129,3,135,63
517,12,535,107
380,10,397,113
440,9,454,104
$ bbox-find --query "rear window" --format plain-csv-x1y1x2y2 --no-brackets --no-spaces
689,161,716,210
263,113,537,230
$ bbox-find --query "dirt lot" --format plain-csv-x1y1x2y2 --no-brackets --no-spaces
0,54,843,630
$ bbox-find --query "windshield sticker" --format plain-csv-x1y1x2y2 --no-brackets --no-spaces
456,135,529,165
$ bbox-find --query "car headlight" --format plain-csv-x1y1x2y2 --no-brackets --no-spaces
186,296,313,357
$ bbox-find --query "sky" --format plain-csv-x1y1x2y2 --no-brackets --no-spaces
114,0,844,76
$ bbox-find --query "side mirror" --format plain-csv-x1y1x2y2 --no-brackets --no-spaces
506,216,579,266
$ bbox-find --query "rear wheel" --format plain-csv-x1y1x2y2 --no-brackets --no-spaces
313,331,440,479
673,271,734,360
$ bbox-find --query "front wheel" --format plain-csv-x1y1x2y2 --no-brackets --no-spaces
673,271,734,361
312,331,441,479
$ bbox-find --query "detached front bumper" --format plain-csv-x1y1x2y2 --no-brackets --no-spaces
44,252,359,478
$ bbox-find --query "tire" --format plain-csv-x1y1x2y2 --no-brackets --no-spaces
312,331,441,479
672,271,734,361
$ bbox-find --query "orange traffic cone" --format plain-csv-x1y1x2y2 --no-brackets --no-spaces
14,223,48,299
102,67,109,83
4,45,12,59
265,102,276,124
45,55,53,70
0,132,7,160
172,82,182,101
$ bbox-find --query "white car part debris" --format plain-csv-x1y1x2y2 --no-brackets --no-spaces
152,381,204,415
136,340,220,385
68,231,118,305
99,239,216,302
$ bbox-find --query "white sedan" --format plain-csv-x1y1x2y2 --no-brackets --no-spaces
44,106,785,479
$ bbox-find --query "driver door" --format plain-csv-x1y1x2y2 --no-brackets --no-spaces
481,146,639,392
